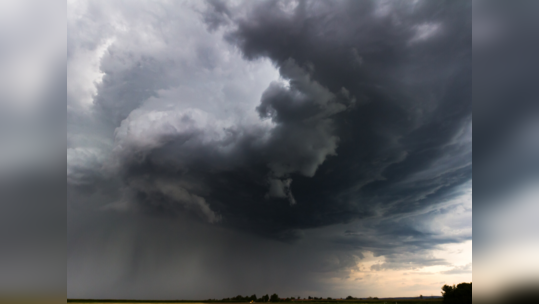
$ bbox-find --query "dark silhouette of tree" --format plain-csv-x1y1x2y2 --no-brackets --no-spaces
420,295,423,299
442,282,472,304
270,293,280,302
345,296,354,300
233,295,249,302
250,295,257,301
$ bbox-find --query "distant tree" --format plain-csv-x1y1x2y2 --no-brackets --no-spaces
441,282,472,304
345,296,354,300
251,295,257,302
233,295,245,301
420,295,423,299
262,294,270,302
308,296,312,300
271,294,280,302
327,297,332,300
373,297,378,300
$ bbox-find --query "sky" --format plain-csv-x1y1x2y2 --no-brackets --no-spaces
64,0,472,299
4,0,539,301
0,0,477,299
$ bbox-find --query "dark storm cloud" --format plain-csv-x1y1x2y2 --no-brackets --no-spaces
114,0,471,236
70,0,471,240
67,0,472,298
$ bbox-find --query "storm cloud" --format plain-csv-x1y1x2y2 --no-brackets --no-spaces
67,0,472,299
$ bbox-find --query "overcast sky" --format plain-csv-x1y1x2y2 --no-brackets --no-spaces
64,0,472,299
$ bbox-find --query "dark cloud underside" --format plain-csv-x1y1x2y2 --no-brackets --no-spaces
108,0,472,237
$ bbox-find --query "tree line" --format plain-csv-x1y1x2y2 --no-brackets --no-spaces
217,294,379,302
214,282,471,303
441,282,472,304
